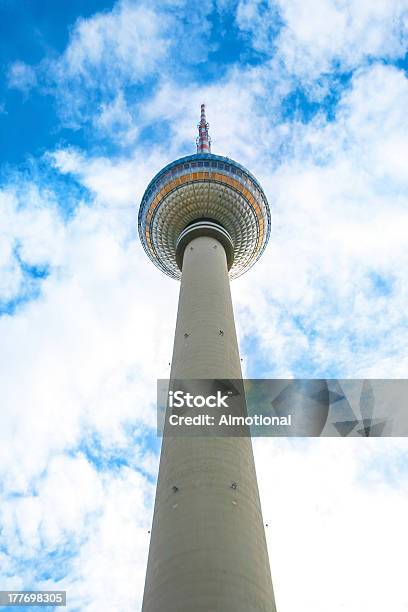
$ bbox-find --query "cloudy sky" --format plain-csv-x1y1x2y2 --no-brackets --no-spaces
1,1,408,610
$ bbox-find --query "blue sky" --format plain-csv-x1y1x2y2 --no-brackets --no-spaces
1,0,408,610
0,1,108,163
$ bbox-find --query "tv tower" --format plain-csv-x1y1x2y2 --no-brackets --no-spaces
138,105,276,611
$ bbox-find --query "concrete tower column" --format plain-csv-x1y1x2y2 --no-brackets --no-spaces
142,233,276,612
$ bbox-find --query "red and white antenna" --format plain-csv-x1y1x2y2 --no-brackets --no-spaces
196,103,211,153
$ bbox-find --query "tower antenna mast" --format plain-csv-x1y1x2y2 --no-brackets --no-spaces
196,103,211,153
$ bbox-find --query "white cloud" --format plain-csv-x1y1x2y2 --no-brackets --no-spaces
94,91,139,143
1,455,101,556
237,0,408,78
50,147,167,207
0,455,153,611
0,156,175,608
62,466,152,611
7,61,37,94
57,2,170,82
254,438,408,612
338,64,408,186
0,167,177,495
35,0,218,130
0,185,63,302
41,0,173,127
232,63,408,378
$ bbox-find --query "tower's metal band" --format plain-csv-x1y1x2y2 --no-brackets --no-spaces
175,220,234,270
138,153,271,279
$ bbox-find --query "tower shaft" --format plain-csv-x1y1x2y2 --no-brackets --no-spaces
142,234,276,611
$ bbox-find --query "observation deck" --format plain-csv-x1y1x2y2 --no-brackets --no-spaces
138,152,271,279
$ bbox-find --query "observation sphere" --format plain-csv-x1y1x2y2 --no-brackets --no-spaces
138,151,271,280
